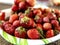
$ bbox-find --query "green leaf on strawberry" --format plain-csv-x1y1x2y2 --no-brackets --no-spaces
21,16,30,23
0,20,4,27
0,21,3,24
16,26,26,34
34,15,40,20
58,17,60,22
25,8,31,14
54,30,60,35
37,28,45,39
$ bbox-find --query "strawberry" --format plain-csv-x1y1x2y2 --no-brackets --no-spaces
54,9,60,17
9,14,18,23
0,21,4,28
43,8,52,13
27,11,33,18
19,2,28,10
43,23,52,30
51,20,59,27
36,24,43,30
14,0,22,5
18,12,23,17
34,15,43,23
0,12,5,20
19,16,35,28
14,27,26,38
26,0,35,7
3,21,10,27
57,26,60,32
4,24,15,35
25,8,34,18
46,29,54,38
43,17,50,23
47,13,57,20
36,24,44,38
11,5,19,12
13,20,20,27
27,29,40,39
19,13,24,18
55,26,60,32
33,9,42,15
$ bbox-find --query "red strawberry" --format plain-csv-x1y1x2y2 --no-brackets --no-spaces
43,23,52,30
43,8,52,13
13,20,20,27
46,29,54,38
14,27,26,38
19,16,35,28
36,24,44,38
4,24,15,35
36,24,43,30
25,8,34,18
3,21,10,27
51,20,59,27
57,26,60,32
0,21,4,28
54,9,60,17
27,11,34,18
47,13,57,20
18,12,23,17
9,14,18,23
27,29,40,39
33,9,42,15
26,0,35,7
11,5,19,12
14,0,22,5
34,15,43,23
55,26,60,32
43,17,50,23
19,2,28,10
0,12,5,20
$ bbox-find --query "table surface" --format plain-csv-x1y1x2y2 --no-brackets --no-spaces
0,3,60,45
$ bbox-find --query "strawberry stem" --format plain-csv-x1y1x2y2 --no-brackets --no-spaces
37,28,45,39
25,8,31,15
16,27,26,34
21,16,30,23
16,26,25,31
0,21,3,25
34,15,40,20
58,17,60,22
54,30,60,35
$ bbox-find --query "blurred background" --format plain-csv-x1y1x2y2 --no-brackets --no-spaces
0,0,60,45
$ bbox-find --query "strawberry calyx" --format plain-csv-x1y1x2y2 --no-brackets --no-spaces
34,15,40,20
37,28,45,39
58,17,60,22
25,8,31,14
16,26,26,34
54,30,60,35
21,16,30,23
0,21,3,25
0,20,4,27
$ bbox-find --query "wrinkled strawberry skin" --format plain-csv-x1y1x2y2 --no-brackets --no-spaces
4,24,15,35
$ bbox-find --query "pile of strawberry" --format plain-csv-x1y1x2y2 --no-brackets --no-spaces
0,8,60,39
0,0,60,39
11,0,35,13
